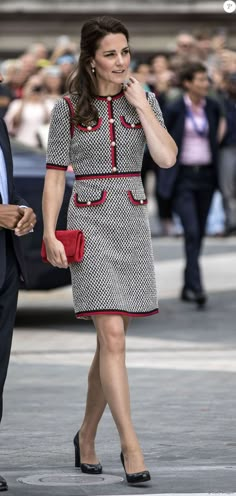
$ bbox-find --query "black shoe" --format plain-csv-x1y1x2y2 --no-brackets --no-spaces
120,452,151,484
73,431,102,474
0,475,8,491
181,287,207,306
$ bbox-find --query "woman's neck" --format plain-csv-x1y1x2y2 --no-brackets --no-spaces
96,82,122,97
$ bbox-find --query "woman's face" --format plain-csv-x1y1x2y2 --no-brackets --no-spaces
44,74,62,92
23,75,45,99
91,33,130,91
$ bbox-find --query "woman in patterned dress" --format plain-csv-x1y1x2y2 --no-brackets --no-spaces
42,16,177,484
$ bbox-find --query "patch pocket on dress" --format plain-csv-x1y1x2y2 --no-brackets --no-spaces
120,116,142,129
127,190,148,205
74,190,107,207
76,118,102,132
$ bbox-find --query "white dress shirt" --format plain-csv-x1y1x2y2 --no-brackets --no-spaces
0,145,9,204
0,145,29,219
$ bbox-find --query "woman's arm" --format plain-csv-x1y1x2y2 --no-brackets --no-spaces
124,77,178,168
42,96,72,268
42,169,68,268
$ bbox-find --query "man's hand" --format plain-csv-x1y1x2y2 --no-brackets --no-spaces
14,207,37,236
0,204,22,230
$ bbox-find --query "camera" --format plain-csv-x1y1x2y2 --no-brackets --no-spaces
31,85,43,93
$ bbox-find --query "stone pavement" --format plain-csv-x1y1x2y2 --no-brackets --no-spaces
1,237,236,496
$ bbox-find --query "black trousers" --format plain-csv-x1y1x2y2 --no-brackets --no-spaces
173,165,215,292
0,234,19,422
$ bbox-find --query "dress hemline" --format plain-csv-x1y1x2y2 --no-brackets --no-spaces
75,308,159,319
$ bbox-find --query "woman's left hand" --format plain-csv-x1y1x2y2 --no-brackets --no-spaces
123,77,147,110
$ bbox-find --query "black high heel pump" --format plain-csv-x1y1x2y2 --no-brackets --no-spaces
120,452,151,484
73,431,102,474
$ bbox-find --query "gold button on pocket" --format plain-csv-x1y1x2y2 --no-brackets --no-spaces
127,190,148,206
120,116,142,129
74,190,108,208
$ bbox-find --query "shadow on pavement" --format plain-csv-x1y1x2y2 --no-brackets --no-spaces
15,289,235,345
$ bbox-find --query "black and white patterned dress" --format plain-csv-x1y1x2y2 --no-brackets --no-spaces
46,90,165,319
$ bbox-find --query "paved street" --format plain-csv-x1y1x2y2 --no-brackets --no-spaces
1,236,236,496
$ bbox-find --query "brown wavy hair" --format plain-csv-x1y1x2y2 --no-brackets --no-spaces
67,16,129,125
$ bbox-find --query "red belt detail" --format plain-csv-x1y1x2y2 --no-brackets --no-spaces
75,172,141,180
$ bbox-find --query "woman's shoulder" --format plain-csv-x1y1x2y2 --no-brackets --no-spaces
50,94,79,118
63,93,79,104
52,93,79,107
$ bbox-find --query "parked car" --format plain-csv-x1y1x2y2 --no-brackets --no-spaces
12,139,73,289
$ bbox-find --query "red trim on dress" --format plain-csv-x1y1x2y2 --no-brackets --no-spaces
75,172,141,180
96,90,124,101
64,96,103,135
127,190,148,205
76,309,159,318
46,164,68,170
120,116,142,129
74,190,107,207
107,100,116,169
77,118,102,132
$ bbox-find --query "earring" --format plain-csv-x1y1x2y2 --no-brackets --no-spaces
91,67,95,73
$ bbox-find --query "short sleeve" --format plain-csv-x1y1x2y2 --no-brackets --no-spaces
46,98,71,171
147,92,166,129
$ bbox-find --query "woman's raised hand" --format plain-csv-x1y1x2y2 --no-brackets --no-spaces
123,77,147,110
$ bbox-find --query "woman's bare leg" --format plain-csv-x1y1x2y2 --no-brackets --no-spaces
78,316,130,464
93,314,146,474
78,337,106,464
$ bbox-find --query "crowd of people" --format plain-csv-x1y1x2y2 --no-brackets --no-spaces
0,28,236,236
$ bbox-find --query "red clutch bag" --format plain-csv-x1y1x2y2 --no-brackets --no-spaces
41,230,85,264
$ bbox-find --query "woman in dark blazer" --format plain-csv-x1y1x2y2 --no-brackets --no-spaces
158,62,225,306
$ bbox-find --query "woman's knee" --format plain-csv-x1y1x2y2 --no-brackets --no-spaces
94,316,126,354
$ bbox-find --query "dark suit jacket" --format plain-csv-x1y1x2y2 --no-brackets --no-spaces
157,95,221,199
0,118,28,287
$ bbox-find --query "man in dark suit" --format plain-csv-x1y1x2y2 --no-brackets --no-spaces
157,62,225,306
0,71,36,491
